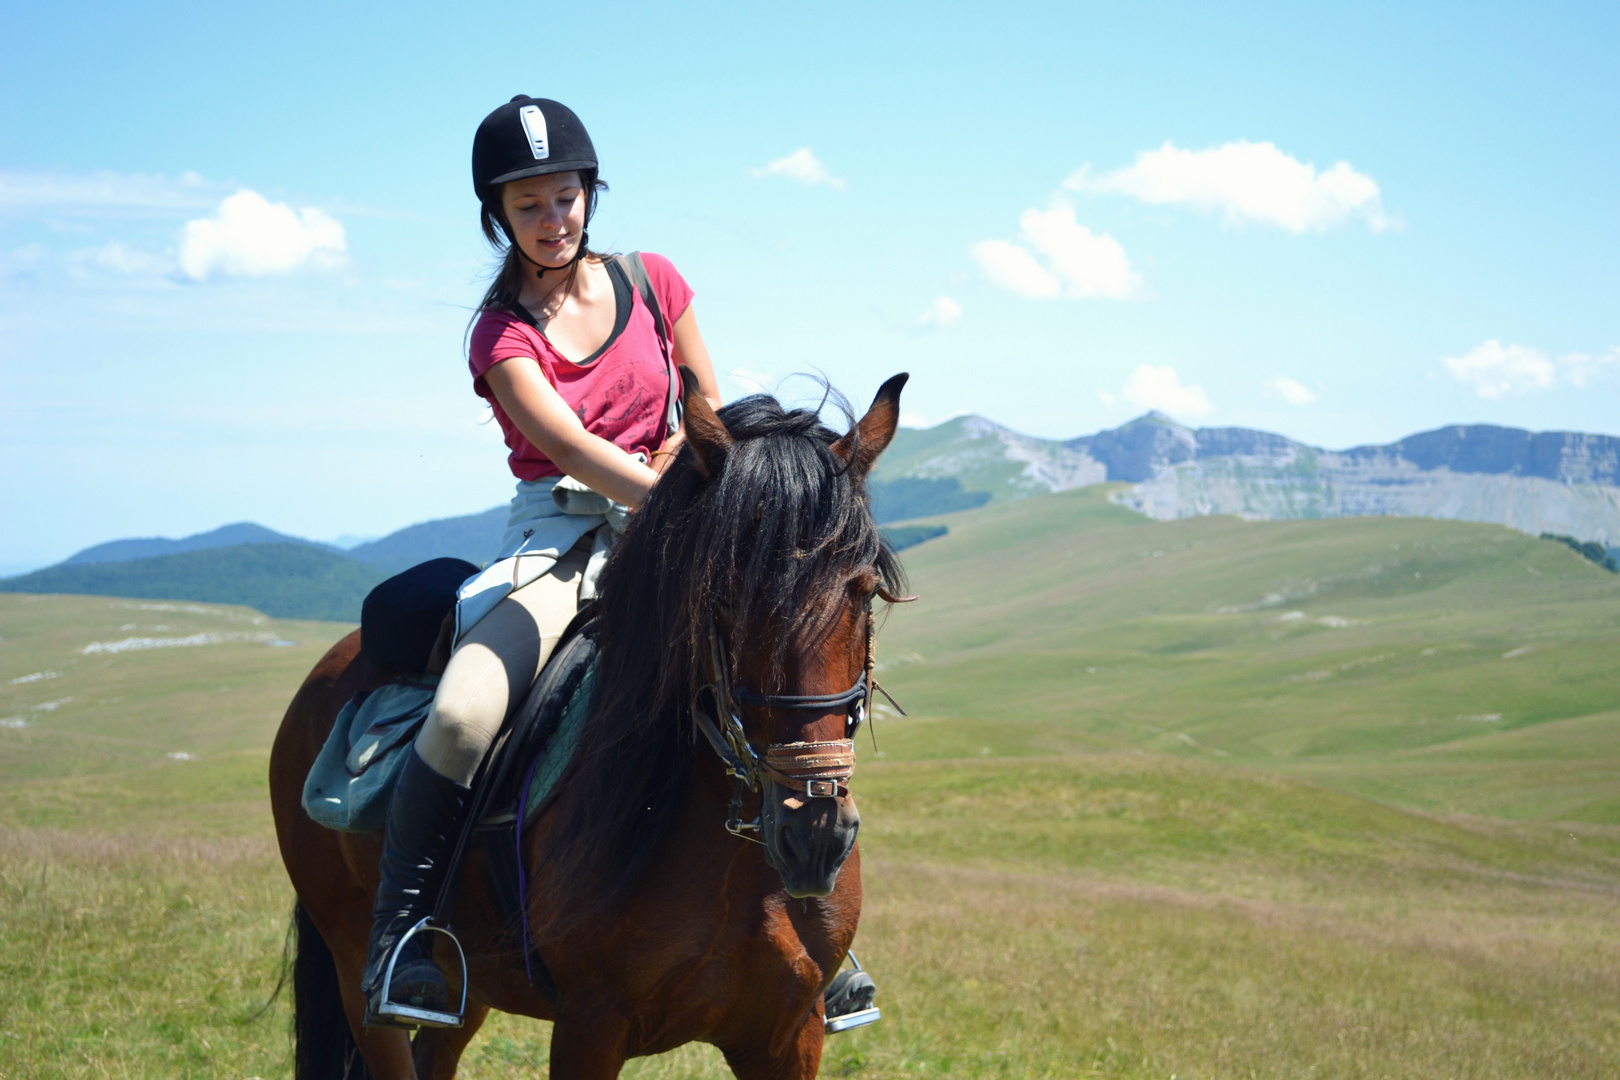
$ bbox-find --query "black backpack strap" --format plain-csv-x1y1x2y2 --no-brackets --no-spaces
616,252,666,351
614,252,683,438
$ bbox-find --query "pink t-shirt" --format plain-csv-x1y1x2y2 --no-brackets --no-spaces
468,253,694,480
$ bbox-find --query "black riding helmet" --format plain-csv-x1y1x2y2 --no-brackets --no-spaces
472,96,601,258
472,96,597,194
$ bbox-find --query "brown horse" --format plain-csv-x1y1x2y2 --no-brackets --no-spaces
269,373,909,1079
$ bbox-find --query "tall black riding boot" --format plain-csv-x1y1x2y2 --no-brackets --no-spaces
360,746,472,1028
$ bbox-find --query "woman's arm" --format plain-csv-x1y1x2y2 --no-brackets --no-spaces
671,304,722,410
652,304,724,476
482,357,660,508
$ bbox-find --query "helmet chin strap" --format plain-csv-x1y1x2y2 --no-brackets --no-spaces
510,229,589,280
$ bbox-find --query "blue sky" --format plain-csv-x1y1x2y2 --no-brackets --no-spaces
2,0,1617,571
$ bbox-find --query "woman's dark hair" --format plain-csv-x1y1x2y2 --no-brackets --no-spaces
470,169,609,327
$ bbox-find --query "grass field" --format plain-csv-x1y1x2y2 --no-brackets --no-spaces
875,486,1620,822
3,489,1619,1078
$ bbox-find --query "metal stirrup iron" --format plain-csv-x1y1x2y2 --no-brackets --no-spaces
824,951,881,1034
370,918,469,1030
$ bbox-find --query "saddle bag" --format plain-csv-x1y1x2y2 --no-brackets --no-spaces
301,678,438,832
300,558,476,831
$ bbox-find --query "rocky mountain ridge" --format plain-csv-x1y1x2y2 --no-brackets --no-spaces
877,412,1620,545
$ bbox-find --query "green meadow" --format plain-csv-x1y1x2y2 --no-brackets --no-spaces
3,488,1618,1078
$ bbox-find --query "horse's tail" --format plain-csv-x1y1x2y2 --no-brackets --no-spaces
291,901,373,1080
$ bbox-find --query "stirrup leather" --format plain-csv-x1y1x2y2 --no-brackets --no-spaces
367,917,468,1030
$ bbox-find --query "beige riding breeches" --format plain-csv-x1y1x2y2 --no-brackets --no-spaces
413,542,590,786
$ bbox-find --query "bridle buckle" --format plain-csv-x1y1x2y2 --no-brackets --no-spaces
804,778,841,799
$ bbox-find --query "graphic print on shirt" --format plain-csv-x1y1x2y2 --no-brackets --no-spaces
577,365,653,439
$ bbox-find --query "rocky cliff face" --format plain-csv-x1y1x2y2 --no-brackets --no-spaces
877,412,1620,544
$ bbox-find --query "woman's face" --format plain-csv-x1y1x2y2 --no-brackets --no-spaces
501,171,587,268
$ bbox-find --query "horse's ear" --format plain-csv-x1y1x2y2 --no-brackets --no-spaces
679,365,733,479
831,372,909,477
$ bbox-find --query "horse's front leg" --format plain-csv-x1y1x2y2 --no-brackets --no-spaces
721,1011,825,1080
413,1002,490,1080
548,1004,631,1080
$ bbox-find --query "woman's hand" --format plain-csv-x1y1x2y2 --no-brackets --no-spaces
482,358,660,508
485,302,722,503
651,430,686,476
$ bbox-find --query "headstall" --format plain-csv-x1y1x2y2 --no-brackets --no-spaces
690,599,905,842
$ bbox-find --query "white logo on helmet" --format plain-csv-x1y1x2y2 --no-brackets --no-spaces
519,105,550,161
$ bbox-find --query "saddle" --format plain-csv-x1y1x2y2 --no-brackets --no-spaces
310,558,599,996
453,603,601,998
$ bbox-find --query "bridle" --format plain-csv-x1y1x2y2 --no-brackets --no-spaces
689,593,906,843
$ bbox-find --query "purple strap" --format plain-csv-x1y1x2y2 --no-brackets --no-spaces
513,749,545,985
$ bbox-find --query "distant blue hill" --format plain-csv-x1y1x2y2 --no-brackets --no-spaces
348,506,507,575
16,507,511,622
340,493,962,568
1,543,385,622
881,524,949,551
869,477,990,523
62,522,327,566
328,533,380,550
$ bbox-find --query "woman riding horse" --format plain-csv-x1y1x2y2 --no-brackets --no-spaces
272,371,907,1078
362,95,724,1025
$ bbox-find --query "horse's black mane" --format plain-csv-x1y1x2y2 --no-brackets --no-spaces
539,390,903,916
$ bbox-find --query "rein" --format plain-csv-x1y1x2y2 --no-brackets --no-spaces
690,600,907,842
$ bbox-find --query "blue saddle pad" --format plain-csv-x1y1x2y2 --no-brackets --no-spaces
520,657,597,824
299,656,597,835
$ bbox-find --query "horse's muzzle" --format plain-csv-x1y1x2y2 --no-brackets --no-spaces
760,782,860,898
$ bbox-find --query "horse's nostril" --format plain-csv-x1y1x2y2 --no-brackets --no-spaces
780,823,809,865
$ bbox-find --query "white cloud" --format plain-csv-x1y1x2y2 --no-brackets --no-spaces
748,148,845,190
1019,204,1141,299
0,168,216,217
916,295,962,328
91,241,166,275
970,239,1060,298
3,242,51,272
1120,364,1213,417
1266,377,1319,405
899,409,967,429
1442,340,1618,398
1068,140,1394,233
1098,391,1117,407
178,189,346,281
1442,340,1553,398
973,202,1140,301
1560,349,1619,388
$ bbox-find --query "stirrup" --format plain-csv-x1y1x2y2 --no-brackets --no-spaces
823,952,881,1034
366,917,468,1030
